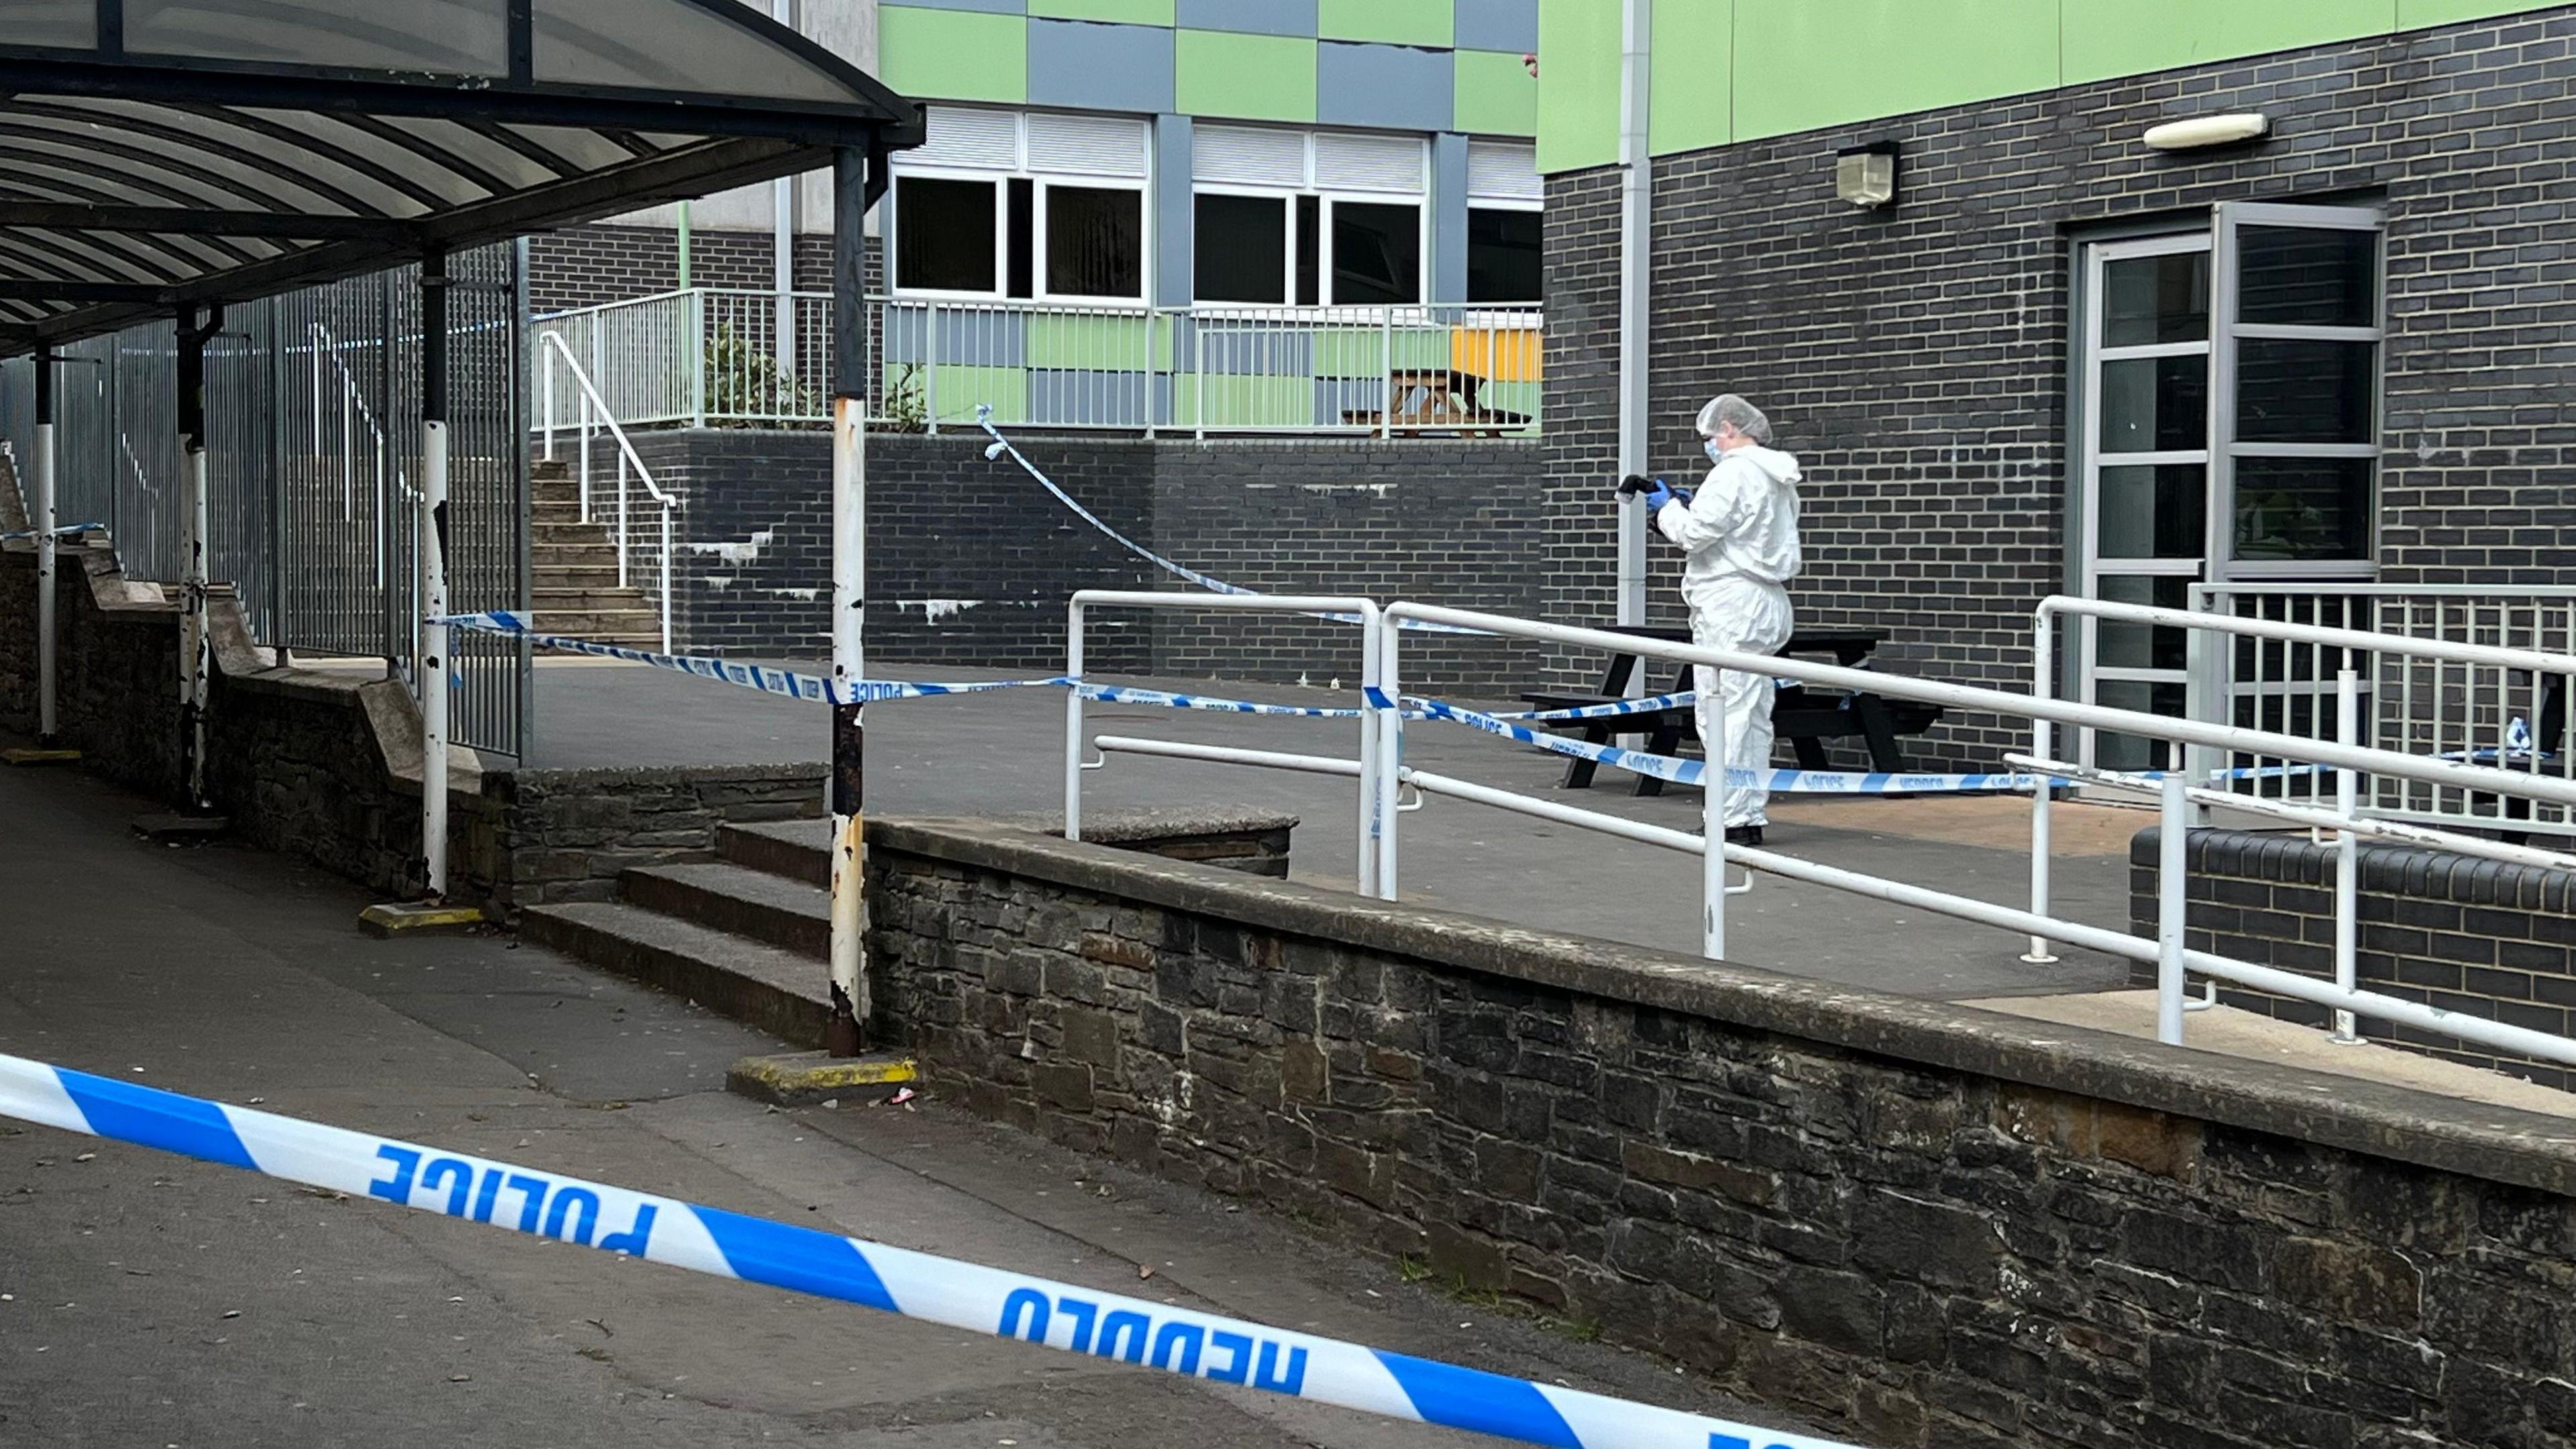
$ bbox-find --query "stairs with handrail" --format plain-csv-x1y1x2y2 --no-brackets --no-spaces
530,458,663,649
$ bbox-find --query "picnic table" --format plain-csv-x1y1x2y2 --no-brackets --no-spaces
1339,368,1530,437
1518,625,1943,796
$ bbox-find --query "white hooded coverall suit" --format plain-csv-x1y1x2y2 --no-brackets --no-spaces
1653,445,1803,828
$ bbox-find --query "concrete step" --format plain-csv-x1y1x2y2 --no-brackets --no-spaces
535,586,659,610
533,519,620,543
532,458,572,482
718,818,831,888
621,861,828,957
521,901,828,1047
532,541,621,567
530,562,624,588
529,612,661,641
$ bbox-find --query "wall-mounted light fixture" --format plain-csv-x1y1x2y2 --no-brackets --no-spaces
2143,113,2269,151
1835,141,1900,209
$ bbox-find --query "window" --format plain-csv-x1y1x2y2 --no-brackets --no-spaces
2072,203,2385,769
1044,185,1144,299
894,176,997,294
1467,207,1541,304
889,108,1149,302
1330,201,1421,305
1190,125,1428,306
1194,193,1288,304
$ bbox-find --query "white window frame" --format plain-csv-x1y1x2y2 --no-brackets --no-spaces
1187,127,1430,309
1318,191,1427,307
1032,175,1150,306
888,164,1010,303
1188,180,1299,308
889,110,1155,307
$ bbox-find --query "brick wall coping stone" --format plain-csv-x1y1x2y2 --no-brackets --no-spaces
1047,808,1301,843
2135,826,2576,910
871,815,2576,1199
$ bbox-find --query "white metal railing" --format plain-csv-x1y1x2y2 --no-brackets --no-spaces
530,290,1544,438
535,331,677,653
1068,592,2576,1079
1065,592,1384,894
2191,582,2576,830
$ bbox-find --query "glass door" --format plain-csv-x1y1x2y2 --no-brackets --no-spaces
2078,232,2212,769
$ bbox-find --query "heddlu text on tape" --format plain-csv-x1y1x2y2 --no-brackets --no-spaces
0,1052,1861,1449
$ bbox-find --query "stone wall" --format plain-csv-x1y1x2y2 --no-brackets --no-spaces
863,817,2576,1449
1543,7,2576,767
0,541,822,912
633,429,1546,696
2131,826,2576,1089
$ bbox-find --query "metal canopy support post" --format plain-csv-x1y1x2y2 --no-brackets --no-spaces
825,145,870,1059
1613,0,1653,631
419,249,453,901
773,0,801,384
32,345,58,743
175,301,222,812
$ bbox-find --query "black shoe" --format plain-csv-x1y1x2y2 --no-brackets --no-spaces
1723,825,1763,847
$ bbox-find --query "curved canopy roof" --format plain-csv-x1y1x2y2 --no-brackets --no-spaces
0,0,922,347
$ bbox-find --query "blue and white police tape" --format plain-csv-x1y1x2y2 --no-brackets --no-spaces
1081,686,1703,727
0,520,103,542
436,612,1074,705
1405,697,2051,796
0,1051,1860,1449
975,407,1488,637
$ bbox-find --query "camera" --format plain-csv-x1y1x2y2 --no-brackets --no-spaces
1615,474,1656,497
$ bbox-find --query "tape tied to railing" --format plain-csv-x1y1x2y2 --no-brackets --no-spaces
0,1051,1864,1449
436,612,1073,705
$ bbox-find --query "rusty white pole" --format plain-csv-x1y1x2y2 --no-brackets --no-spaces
32,346,58,744
419,250,453,900
176,303,221,812
826,146,873,1058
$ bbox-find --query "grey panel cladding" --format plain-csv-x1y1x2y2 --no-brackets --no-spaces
1027,19,1178,114
1453,0,1537,53
1542,9,2576,769
1175,0,1317,36
644,430,1545,694
1316,42,1456,132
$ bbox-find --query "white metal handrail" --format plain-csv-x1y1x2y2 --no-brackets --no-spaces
1372,600,2576,1071
1067,591,1383,894
536,330,677,653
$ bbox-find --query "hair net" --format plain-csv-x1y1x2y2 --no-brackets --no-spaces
1695,395,1773,447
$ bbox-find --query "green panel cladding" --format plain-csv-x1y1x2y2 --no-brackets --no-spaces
1536,0,1620,173
1320,0,1454,48
1731,0,2061,143
1175,30,1320,121
1029,0,1179,23
1454,48,1540,136
2062,0,2394,85
1532,0,2569,172
880,7,1028,105
1649,0,1731,156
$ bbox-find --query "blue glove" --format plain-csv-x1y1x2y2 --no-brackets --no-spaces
1640,480,1676,511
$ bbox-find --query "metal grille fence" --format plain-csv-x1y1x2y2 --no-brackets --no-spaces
1,246,529,757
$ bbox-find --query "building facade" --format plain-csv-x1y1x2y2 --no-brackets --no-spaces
1538,1,2576,768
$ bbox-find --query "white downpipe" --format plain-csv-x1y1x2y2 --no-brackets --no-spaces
2333,668,2361,1044
420,417,450,899
1064,599,1086,842
33,419,56,741
2023,617,2057,963
1613,0,1652,628
2157,772,2189,1046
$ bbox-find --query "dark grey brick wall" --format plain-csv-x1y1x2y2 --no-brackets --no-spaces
867,818,2576,1449
527,225,851,315
634,429,1545,694
2131,826,2576,1089
1545,7,2576,768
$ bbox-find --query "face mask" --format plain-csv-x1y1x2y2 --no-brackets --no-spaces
1704,439,1723,465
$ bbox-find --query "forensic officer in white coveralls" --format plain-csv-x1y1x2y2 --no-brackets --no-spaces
1636,396,1803,846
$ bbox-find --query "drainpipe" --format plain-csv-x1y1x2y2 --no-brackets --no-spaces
1615,0,1653,630
774,0,800,384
